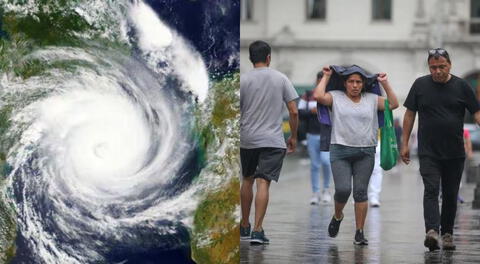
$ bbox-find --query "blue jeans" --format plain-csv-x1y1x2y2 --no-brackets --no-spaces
306,133,331,193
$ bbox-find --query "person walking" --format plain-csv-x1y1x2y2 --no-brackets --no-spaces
298,72,332,205
240,40,299,244
314,65,399,245
401,48,480,251
368,141,382,207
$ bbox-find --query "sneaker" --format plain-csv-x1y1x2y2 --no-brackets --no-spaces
442,233,456,250
240,223,251,241
310,193,320,205
328,214,343,238
250,229,270,245
424,229,440,251
353,229,369,245
321,189,332,203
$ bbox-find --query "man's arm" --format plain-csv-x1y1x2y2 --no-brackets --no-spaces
401,109,416,165
286,100,298,153
465,134,473,159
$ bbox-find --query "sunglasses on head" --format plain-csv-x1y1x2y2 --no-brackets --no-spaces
428,48,448,56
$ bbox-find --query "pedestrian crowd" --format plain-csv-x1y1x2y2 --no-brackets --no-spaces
240,40,479,251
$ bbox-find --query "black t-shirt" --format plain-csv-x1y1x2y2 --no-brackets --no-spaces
404,75,480,159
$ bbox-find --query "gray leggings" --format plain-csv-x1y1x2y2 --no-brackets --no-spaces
331,154,375,203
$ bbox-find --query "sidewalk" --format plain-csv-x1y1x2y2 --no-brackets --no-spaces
240,153,480,264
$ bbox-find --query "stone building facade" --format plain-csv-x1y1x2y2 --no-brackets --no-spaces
240,0,480,120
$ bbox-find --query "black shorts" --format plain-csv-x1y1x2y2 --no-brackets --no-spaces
240,147,286,182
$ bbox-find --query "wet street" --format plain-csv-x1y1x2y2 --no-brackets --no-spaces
240,151,480,264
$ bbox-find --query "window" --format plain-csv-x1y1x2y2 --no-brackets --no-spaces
240,0,253,21
372,0,392,21
306,0,326,20
471,0,480,34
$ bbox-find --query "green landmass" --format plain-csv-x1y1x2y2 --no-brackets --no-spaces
0,104,16,262
0,178,16,263
192,179,239,264
191,73,240,264
0,82,15,263
0,1,129,80
2,8,93,46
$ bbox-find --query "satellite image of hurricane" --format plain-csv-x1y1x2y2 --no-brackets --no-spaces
0,0,239,263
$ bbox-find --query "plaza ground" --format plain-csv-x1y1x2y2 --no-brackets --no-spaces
240,151,480,264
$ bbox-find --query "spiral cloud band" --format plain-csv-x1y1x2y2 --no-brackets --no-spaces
4,1,209,262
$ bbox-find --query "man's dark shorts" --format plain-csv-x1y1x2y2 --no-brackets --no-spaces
240,147,286,182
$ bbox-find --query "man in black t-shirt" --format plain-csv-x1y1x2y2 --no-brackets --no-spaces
401,48,480,252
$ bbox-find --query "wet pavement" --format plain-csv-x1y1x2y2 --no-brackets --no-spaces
240,152,480,263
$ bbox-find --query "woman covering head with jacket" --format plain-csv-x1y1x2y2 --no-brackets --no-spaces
313,65,399,245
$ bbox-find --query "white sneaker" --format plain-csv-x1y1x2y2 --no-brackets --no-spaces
321,189,332,203
369,198,381,207
310,193,320,205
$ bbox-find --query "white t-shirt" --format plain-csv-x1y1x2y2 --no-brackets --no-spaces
329,90,378,147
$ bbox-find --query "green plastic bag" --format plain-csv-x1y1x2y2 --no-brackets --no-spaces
380,99,399,170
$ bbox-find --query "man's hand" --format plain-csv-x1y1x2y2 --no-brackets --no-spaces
467,150,473,160
401,144,410,164
287,136,297,154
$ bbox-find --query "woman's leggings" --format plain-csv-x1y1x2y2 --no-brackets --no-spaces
331,154,375,203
